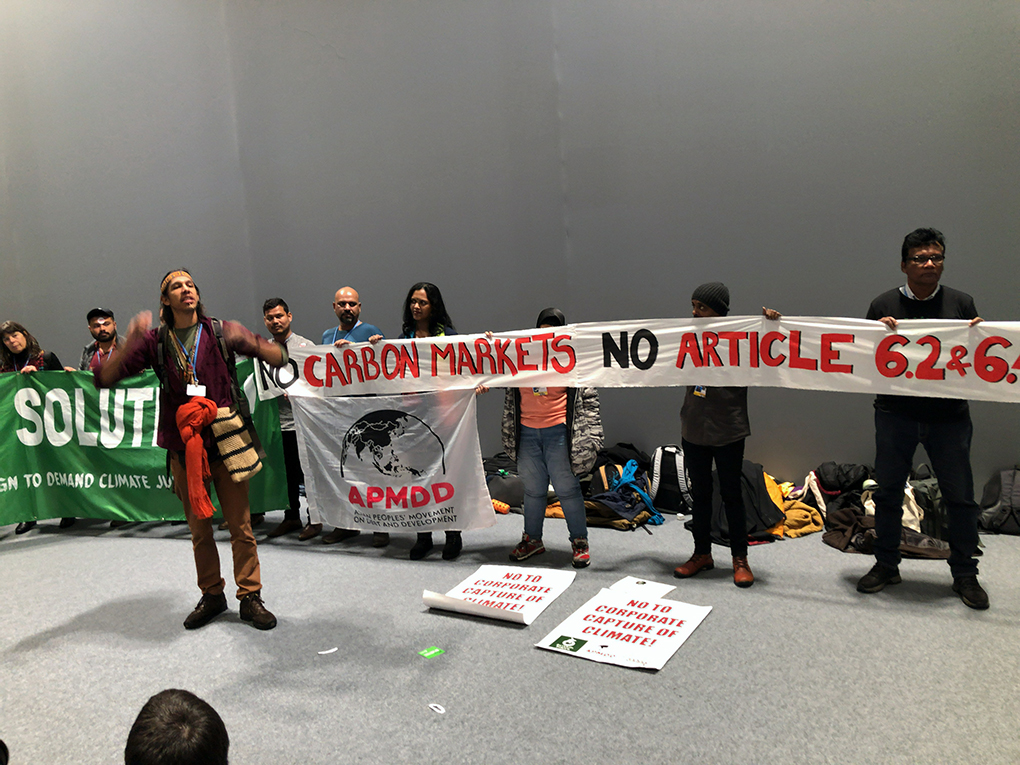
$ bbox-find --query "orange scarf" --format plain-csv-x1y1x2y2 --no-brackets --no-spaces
175,397,219,519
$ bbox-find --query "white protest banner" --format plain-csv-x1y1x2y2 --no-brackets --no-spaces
263,317,1020,404
291,390,495,532
423,565,576,625
536,588,712,671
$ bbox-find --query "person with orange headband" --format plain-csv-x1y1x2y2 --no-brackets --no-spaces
97,269,287,630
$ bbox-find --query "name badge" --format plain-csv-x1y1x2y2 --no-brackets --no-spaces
693,385,707,398
532,387,548,396
186,384,207,398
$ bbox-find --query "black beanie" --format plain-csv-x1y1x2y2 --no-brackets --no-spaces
536,307,566,327
691,282,730,316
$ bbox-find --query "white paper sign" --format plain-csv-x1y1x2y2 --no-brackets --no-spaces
423,565,576,625
536,588,712,670
609,577,676,600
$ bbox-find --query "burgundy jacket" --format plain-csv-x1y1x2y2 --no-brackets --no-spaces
96,317,279,452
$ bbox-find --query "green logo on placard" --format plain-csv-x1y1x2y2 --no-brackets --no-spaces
550,635,586,652
419,646,445,658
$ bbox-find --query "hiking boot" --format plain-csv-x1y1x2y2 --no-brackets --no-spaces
509,534,545,562
442,531,463,560
732,556,754,588
571,538,590,569
239,592,277,630
322,528,360,544
183,592,228,630
856,563,901,593
410,532,434,560
952,576,989,610
674,553,714,578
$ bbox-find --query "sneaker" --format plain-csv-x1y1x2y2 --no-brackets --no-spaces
856,563,901,593
239,592,277,630
410,533,434,560
571,538,590,569
183,592,228,630
732,556,754,588
441,531,463,560
674,553,714,579
298,523,323,541
322,528,360,544
509,534,545,562
267,518,303,538
952,576,989,610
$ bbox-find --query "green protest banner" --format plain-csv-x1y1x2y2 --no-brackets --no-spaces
0,360,288,525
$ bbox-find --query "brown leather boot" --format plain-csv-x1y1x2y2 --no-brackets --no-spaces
732,556,754,588
674,553,714,578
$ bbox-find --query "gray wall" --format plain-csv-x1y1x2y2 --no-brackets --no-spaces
2,0,1017,482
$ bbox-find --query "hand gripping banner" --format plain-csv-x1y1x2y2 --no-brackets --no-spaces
256,316,1020,404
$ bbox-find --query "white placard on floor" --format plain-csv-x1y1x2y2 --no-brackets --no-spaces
423,565,576,625
536,588,711,670
609,576,676,600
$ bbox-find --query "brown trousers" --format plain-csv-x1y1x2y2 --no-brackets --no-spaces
170,453,261,599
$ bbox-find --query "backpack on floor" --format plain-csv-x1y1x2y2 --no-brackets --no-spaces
649,444,691,514
979,466,1020,535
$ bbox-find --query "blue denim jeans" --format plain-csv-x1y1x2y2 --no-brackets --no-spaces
518,424,587,541
872,409,980,577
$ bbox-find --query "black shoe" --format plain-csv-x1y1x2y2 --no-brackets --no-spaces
410,533,434,560
15,521,36,535
250,513,265,528
183,593,228,630
240,592,277,630
856,563,902,593
952,576,989,610
442,531,463,560
59,517,77,529
110,520,129,528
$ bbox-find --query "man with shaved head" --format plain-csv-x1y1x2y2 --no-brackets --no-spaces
320,286,387,546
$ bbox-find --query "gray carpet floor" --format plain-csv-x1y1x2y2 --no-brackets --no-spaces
2,510,1018,764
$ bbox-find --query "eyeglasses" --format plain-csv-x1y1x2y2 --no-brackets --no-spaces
906,253,945,265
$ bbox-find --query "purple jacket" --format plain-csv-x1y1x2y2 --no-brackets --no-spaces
97,317,278,452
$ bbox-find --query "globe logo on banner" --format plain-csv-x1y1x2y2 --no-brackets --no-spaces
339,410,447,479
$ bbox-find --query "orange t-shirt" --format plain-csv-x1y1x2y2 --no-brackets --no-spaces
520,386,568,429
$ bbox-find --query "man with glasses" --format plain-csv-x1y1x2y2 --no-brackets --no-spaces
319,286,387,546
857,228,988,609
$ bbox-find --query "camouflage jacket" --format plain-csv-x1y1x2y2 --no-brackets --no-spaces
501,387,603,476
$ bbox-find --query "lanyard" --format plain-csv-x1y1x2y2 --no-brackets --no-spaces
174,324,203,383
331,320,361,344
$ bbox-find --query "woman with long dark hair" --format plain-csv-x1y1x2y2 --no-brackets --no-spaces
2,321,70,533
398,282,461,561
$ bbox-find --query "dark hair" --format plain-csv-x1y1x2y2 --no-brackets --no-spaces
0,321,43,368
401,282,453,337
262,297,290,314
901,228,945,262
536,307,566,328
159,269,205,328
125,689,229,765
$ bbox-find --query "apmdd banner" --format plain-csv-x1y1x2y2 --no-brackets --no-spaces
0,360,288,526
292,390,495,532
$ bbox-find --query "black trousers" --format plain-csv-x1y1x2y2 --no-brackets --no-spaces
682,437,747,557
281,430,306,523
